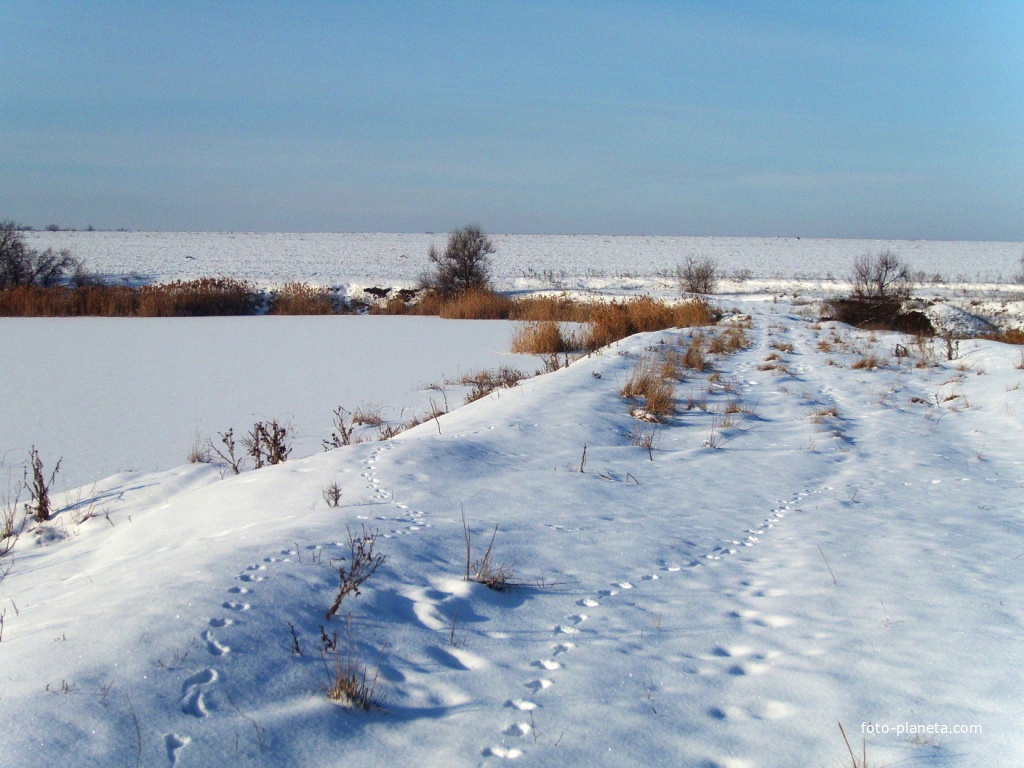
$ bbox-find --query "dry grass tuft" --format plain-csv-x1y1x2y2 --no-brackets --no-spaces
621,358,675,421
584,298,715,350
268,283,335,314
684,389,708,411
660,349,684,381
837,722,871,768
372,291,715,350
683,334,707,370
851,353,884,370
810,406,840,424
435,288,513,319
510,321,572,355
630,423,659,457
511,294,592,322
351,405,384,426
721,327,750,352
984,329,1024,346
463,510,515,590
0,278,258,317
321,618,386,710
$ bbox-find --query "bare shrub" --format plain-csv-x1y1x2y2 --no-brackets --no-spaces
850,250,911,301
326,527,386,620
0,222,81,289
462,367,527,404
676,256,718,294
208,428,244,474
323,407,357,450
420,224,495,298
510,321,571,355
322,481,343,508
2,479,25,557
25,447,61,522
244,420,291,468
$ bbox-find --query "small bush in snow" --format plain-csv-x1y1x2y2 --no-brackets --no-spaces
325,527,386,620
244,419,291,468
462,367,528,404
208,428,244,475
323,407,357,450
322,481,343,508
25,447,61,523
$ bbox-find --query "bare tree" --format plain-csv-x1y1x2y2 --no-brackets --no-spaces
0,222,32,288
0,221,80,288
676,256,718,295
420,224,496,297
850,250,911,301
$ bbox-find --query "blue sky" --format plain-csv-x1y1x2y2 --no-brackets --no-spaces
2,1,1021,239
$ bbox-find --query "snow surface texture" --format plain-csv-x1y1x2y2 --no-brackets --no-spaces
25,230,1024,290
2,236,1023,766
0,316,541,487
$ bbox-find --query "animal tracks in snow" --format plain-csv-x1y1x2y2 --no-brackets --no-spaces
163,733,191,766
480,487,818,761
201,629,230,656
179,668,218,718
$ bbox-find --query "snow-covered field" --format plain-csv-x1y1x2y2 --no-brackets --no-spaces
24,230,1024,293
2,234,1023,767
